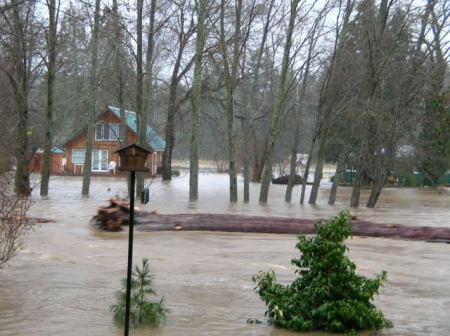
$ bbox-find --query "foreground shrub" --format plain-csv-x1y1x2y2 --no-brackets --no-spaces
111,258,168,327
0,176,33,268
253,211,392,334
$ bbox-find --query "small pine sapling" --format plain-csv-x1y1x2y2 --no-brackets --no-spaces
111,258,168,327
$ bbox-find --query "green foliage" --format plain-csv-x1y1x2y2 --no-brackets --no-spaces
110,258,168,327
253,211,392,334
171,169,181,176
418,93,450,186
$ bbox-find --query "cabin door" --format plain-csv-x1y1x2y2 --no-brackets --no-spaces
92,149,108,172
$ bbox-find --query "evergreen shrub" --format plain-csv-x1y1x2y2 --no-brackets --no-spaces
253,211,392,334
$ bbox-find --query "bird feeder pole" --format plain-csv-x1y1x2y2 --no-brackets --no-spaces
115,144,152,336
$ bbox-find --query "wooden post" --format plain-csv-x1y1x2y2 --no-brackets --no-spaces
124,171,135,336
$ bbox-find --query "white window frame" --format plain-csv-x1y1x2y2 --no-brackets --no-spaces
92,149,109,172
71,149,86,165
95,123,123,141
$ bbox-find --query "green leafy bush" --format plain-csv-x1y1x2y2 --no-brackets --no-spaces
171,169,181,176
111,258,168,327
253,211,392,334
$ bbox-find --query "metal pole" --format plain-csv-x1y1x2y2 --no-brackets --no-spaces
124,171,135,336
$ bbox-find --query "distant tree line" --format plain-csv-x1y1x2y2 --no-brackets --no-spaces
0,0,448,208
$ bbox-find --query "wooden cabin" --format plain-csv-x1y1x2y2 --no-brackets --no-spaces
31,106,165,176
29,147,65,173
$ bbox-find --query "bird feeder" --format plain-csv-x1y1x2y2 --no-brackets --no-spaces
115,144,152,172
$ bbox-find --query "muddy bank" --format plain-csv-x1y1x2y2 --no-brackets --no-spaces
92,202,450,242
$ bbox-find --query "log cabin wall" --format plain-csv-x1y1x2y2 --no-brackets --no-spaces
29,153,64,174
64,110,158,175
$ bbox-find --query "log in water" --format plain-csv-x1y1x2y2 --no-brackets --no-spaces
94,200,450,242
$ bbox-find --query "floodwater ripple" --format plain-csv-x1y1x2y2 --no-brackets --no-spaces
0,174,449,336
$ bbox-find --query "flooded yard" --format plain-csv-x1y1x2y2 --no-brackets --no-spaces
1,174,449,335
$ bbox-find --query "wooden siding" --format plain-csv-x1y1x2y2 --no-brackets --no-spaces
29,153,64,174
64,110,161,175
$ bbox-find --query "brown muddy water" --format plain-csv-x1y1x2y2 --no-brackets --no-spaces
1,173,449,336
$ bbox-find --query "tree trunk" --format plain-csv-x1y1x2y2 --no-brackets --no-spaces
40,0,57,196
252,140,266,182
82,0,100,196
259,0,299,203
242,118,250,202
143,0,156,143
366,172,386,208
328,153,346,205
9,3,31,195
219,0,245,202
226,85,238,202
300,139,315,204
308,138,325,204
189,0,208,201
162,90,176,180
161,15,195,181
350,169,363,207
135,0,145,198
14,99,30,195
242,0,274,202
285,146,298,202
112,0,126,146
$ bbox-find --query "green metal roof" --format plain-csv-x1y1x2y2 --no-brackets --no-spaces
108,106,165,151
36,147,65,154
52,147,65,154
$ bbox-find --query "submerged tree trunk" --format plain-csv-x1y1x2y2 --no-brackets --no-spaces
189,0,208,201
135,0,145,198
300,139,315,204
143,0,156,133
219,0,246,202
259,0,299,203
242,118,250,202
162,87,177,180
252,141,266,182
82,0,101,196
328,153,346,205
366,170,387,208
350,169,363,207
161,12,195,181
285,9,319,203
285,146,298,202
112,0,126,146
242,0,274,202
226,85,238,202
111,0,129,195
40,0,58,196
308,138,325,204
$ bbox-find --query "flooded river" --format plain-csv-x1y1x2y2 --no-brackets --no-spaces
1,174,449,335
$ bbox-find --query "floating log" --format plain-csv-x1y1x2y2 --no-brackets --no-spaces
92,200,450,242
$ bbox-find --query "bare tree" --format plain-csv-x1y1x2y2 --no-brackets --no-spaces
285,8,327,202
189,0,209,201
81,0,101,195
0,0,40,195
161,1,196,180
217,0,256,202
241,0,275,203
259,0,300,203
40,0,60,196
306,0,355,205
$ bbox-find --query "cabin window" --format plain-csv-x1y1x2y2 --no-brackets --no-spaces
95,123,124,141
72,149,86,164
